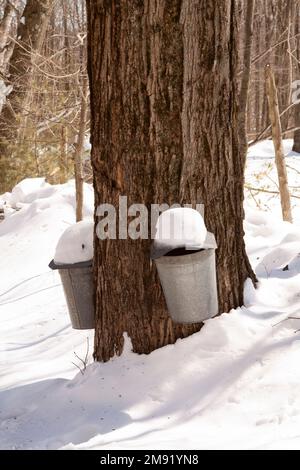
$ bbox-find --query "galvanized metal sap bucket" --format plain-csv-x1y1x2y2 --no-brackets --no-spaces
153,232,218,324
49,259,95,330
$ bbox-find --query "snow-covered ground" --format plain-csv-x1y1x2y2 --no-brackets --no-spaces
1,140,300,450
246,139,300,221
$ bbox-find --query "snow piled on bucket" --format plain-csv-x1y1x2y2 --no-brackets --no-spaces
153,207,207,253
54,220,93,265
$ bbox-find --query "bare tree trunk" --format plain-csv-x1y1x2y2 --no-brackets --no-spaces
0,1,16,73
87,0,256,363
62,0,71,92
293,2,300,153
293,107,300,153
2,0,54,112
0,0,55,191
261,0,276,131
265,64,292,222
238,0,255,161
74,78,88,222
253,9,262,136
274,0,292,132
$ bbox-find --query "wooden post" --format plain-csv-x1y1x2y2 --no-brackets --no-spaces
74,78,88,222
265,64,293,223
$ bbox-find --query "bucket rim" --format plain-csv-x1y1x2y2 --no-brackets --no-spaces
49,259,93,270
154,248,215,266
151,231,217,260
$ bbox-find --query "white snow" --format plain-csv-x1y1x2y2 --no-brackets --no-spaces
154,207,207,251
7,178,51,208
246,139,300,220
1,141,300,450
0,80,13,109
54,220,93,265
83,135,91,152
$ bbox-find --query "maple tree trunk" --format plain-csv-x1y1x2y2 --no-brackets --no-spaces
87,0,256,362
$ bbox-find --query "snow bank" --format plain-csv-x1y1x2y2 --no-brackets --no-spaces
246,139,300,223
9,178,51,208
0,179,94,289
247,139,298,159
54,220,93,265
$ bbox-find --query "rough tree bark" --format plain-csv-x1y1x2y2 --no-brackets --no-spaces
238,0,255,164
265,64,292,223
87,0,256,362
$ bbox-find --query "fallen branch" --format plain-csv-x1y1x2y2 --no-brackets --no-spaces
286,164,300,175
245,185,300,199
249,126,300,147
273,316,300,328
249,102,296,147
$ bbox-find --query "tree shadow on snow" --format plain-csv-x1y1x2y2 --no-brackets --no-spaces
255,268,300,280
0,377,132,450
2,325,300,450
